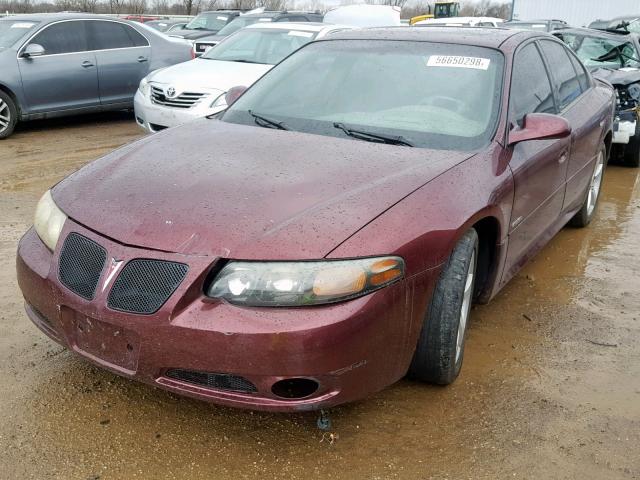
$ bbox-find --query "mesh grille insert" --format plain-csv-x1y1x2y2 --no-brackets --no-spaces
107,259,188,314
58,233,107,300
165,369,258,393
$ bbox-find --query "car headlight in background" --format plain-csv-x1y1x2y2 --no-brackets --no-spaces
138,77,150,97
210,92,227,109
33,190,67,251
207,257,404,306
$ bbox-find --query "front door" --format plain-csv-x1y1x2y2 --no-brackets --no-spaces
18,20,99,114
502,41,571,281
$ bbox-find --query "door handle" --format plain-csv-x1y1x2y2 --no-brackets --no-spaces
81,60,94,68
558,150,568,164
137,56,148,63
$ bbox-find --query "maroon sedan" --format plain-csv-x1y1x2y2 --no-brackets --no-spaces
17,28,614,412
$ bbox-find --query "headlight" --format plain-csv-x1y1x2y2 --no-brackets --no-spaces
207,257,404,307
33,190,67,251
139,77,150,97
209,92,227,109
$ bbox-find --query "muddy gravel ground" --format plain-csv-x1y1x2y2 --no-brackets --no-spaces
0,113,639,480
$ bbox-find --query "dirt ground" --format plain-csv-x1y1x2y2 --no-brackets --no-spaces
0,113,639,480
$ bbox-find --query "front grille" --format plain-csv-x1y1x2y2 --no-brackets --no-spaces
195,41,217,54
107,259,188,314
150,85,206,109
58,233,107,300
165,369,258,393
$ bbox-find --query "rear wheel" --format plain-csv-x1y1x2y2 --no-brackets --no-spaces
0,91,17,140
409,229,478,385
569,145,606,228
623,121,640,167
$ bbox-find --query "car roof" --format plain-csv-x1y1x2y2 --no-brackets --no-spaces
244,21,331,32
326,26,527,49
0,12,109,22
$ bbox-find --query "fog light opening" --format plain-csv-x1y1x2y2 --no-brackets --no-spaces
271,378,319,399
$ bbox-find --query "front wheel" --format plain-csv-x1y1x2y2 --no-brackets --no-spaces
568,145,606,228
409,229,478,385
0,90,17,140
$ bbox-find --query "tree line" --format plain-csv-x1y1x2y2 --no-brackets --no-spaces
0,0,512,19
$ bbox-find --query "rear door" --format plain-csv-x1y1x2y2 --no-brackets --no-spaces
538,39,606,212
503,41,571,279
18,20,99,113
87,20,151,105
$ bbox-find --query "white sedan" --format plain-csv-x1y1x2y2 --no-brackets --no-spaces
134,22,348,133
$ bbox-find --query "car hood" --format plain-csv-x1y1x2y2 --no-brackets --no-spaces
148,58,272,92
52,120,475,259
591,67,640,86
196,34,225,43
173,29,220,40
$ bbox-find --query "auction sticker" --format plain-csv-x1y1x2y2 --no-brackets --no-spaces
427,55,490,70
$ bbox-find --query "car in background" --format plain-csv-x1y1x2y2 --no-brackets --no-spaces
503,19,568,32
588,19,611,30
169,10,242,41
414,16,503,27
192,11,323,56
146,18,190,33
123,15,161,23
554,27,640,166
606,14,640,33
134,22,347,132
17,27,614,411
0,13,193,139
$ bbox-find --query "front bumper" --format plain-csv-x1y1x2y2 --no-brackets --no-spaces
612,117,636,144
133,89,225,133
17,221,432,411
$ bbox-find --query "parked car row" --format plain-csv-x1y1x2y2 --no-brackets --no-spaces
0,13,193,139
16,24,620,414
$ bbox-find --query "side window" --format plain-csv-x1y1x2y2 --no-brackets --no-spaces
31,21,87,55
539,40,583,109
89,21,148,50
510,42,556,126
568,51,590,91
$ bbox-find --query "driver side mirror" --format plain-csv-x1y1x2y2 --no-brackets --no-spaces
22,43,45,58
508,113,571,146
225,85,247,106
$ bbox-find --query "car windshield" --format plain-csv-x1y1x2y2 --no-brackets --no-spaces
0,19,39,48
201,28,317,65
185,12,229,31
222,40,504,151
216,16,272,36
558,32,640,69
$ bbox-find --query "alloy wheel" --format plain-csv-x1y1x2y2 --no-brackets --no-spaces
0,98,10,133
586,151,605,217
455,249,476,364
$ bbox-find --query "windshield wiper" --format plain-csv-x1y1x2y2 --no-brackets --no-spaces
593,45,640,66
248,110,288,130
333,122,413,147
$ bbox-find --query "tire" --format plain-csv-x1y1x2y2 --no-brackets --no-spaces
623,121,640,167
409,229,478,385
0,90,17,140
568,145,606,228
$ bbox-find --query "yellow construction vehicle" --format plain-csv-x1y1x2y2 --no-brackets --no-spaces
410,2,461,25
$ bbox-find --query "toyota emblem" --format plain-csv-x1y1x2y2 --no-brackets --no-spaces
166,86,176,98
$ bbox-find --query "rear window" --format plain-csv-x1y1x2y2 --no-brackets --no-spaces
89,21,148,50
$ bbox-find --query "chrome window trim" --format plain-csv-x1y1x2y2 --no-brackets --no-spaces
16,18,150,59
